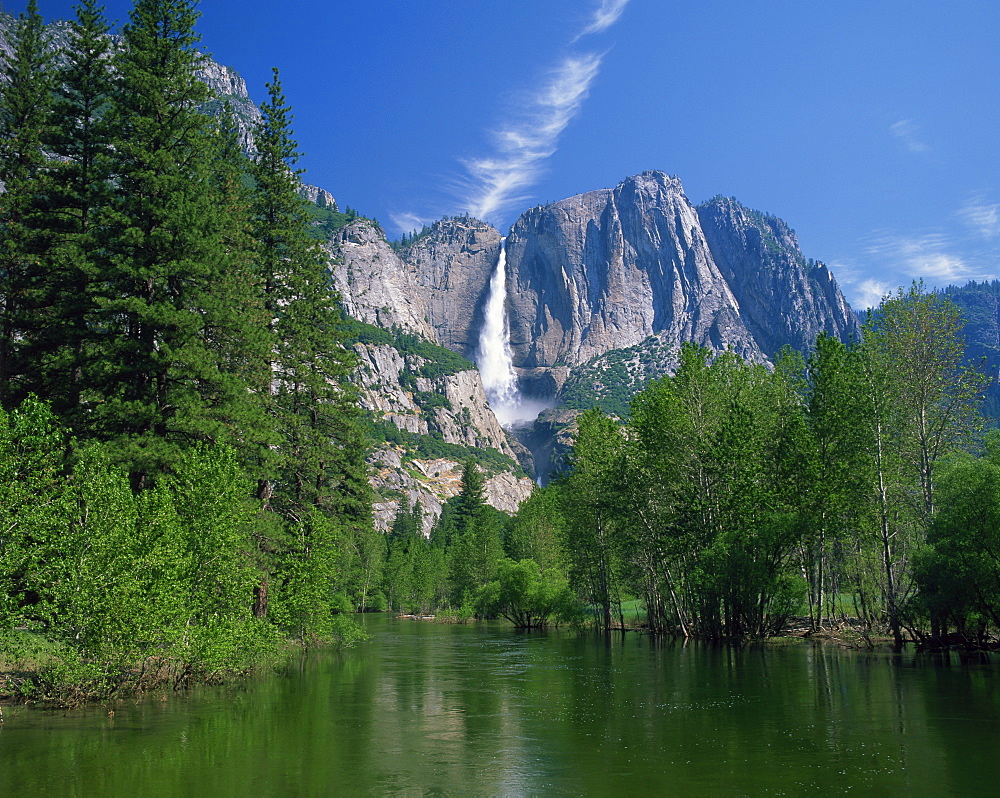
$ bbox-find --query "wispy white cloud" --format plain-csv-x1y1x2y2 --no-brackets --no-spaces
389,211,434,237
959,197,1000,239
827,260,890,311
854,278,892,310
575,0,631,40
456,0,630,223
862,230,999,287
463,53,604,221
890,119,930,154
834,203,1000,309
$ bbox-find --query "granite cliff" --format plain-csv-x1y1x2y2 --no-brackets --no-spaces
329,171,860,483
349,335,533,533
696,195,858,357
498,172,860,401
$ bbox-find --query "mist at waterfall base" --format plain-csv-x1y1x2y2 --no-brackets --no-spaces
476,241,553,429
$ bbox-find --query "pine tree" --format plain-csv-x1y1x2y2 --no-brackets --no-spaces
88,0,256,488
0,0,53,407
201,106,276,476
249,68,368,519
22,0,115,419
248,67,372,621
390,498,417,541
448,460,503,606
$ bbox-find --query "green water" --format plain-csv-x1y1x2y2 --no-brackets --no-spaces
2,615,999,796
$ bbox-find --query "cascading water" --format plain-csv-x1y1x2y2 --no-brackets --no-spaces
476,239,522,427
477,238,557,482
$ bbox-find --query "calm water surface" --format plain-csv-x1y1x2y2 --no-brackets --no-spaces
2,614,999,796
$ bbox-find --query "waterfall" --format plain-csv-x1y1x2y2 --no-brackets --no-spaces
476,239,522,426
477,239,554,429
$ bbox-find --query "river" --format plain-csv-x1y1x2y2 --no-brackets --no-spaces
2,614,998,795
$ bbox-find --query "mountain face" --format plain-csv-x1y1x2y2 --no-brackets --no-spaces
329,221,437,338
401,219,502,355
331,170,859,408
696,196,858,357
500,171,860,399
936,281,1000,417
328,217,501,353
503,172,763,388
350,336,533,533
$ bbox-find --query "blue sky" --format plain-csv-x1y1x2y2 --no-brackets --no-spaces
13,0,1000,309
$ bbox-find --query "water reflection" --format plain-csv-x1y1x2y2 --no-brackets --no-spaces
1,616,998,795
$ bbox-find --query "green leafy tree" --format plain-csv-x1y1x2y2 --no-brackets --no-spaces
797,334,871,630
913,441,1000,645
250,68,368,520
505,485,566,571
561,408,627,631
389,497,419,542
0,397,73,634
476,558,580,629
856,284,984,647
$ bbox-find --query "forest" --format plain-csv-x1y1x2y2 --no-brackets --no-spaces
3,0,999,706
0,0,377,701
383,285,999,653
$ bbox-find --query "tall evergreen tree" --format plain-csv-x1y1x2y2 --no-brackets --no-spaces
248,67,372,620
23,0,115,419
447,460,503,607
0,0,53,407
88,0,256,488
249,67,368,521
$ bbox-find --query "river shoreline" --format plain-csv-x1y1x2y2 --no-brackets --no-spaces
5,613,996,709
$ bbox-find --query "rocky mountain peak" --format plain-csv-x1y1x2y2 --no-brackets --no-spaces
327,219,436,339
502,172,763,388
696,195,860,357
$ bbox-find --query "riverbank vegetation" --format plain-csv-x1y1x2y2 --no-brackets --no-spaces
1,0,372,704
385,285,999,650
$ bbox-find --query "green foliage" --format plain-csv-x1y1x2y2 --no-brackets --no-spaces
0,5,376,702
912,440,1000,645
558,336,672,417
0,405,284,701
390,224,433,251
342,319,476,378
558,407,629,630
382,500,448,615
19,0,114,421
475,558,580,629
302,200,370,240
504,485,566,570
0,0,55,407
411,391,452,412
368,420,517,474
